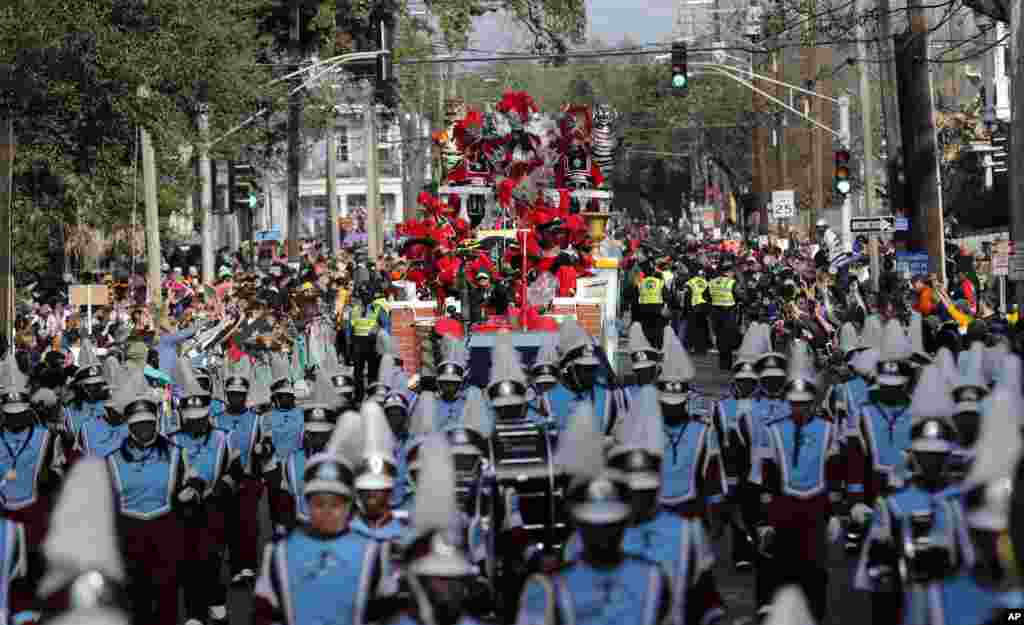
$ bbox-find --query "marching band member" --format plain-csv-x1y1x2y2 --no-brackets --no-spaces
0,360,64,547
73,358,130,462
603,384,721,624
750,341,844,623
352,401,407,541
950,341,988,482
253,420,380,625
265,352,303,531
854,364,1000,625
63,341,106,436
715,323,769,571
279,371,342,532
516,402,671,625
656,329,727,624
548,320,609,433
215,356,269,585
847,320,916,549
436,338,471,430
380,434,489,625
106,370,192,625
526,333,559,423
383,391,413,510
170,357,242,625
399,390,438,514
36,458,126,622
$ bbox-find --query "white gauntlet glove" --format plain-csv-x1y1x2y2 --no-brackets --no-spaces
851,503,873,526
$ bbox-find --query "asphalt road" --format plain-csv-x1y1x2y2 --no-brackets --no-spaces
223,352,873,625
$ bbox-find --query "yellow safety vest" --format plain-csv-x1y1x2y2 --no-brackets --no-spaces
686,276,708,306
351,298,389,336
638,277,664,305
709,277,736,307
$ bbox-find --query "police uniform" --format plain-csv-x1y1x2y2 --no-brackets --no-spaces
707,269,740,371
635,271,667,350
684,272,711,355
344,290,390,400
749,343,843,622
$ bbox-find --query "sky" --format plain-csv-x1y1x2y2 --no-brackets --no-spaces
469,0,680,52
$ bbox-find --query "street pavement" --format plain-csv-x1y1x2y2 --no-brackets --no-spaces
225,351,873,625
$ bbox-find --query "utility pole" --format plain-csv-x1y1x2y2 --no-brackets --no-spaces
199,106,215,286
856,0,879,292
1012,0,1024,307
839,96,853,248
896,0,945,283
327,111,340,253
366,87,381,260
0,117,13,345
876,0,902,158
287,0,303,259
140,106,162,311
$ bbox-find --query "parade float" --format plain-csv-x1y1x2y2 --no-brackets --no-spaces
388,91,621,380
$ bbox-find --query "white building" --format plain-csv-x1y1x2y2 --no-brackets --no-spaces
264,104,432,243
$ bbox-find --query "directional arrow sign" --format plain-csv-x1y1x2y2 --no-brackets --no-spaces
850,215,897,234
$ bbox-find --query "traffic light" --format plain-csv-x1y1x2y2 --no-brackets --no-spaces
834,149,852,195
229,161,260,214
671,42,688,93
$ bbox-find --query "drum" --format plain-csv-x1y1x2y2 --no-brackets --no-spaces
488,420,568,546
446,428,488,517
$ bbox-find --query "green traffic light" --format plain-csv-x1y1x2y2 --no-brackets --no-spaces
672,74,688,89
247,194,258,208
835,179,851,194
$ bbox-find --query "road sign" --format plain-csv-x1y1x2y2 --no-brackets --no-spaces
895,217,909,231
771,190,795,219
255,226,282,242
850,215,897,234
896,252,930,278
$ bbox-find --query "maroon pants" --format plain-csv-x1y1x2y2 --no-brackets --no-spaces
227,477,264,574
182,503,227,619
5,498,52,548
121,514,184,625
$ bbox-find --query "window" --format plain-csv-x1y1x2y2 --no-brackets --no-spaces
336,128,349,162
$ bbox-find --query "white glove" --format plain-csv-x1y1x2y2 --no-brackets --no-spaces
178,486,199,503
756,525,775,556
827,516,842,544
851,503,873,526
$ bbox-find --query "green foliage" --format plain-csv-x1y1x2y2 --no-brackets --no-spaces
0,0,277,269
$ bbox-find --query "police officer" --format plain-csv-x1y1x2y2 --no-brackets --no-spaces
855,363,1000,625
750,341,844,622
708,264,742,371
345,284,390,401
516,402,671,625
635,257,667,349
684,268,711,356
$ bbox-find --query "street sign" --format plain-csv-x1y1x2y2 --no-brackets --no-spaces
771,190,795,219
896,252,930,278
895,217,909,231
255,226,282,242
850,215,897,234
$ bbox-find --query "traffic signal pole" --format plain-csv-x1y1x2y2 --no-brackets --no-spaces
199,106,215,287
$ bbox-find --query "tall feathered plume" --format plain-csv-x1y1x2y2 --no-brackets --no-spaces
966,384,1023,490
409,391,438,437
879,319,912,362
860,315,884,351
489,335,527,387
461,387,493,437
628,323,653,354
359,400,396,463
175,357,209,398
614,385,665,457
908,364,956,424
554,401,606,484
326,409,364,468
763,586,817,625
412,434,460,537
660,327,695,382
935,347,959,387
39,458,125,598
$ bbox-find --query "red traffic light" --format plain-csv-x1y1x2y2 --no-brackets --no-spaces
835,149,851,164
